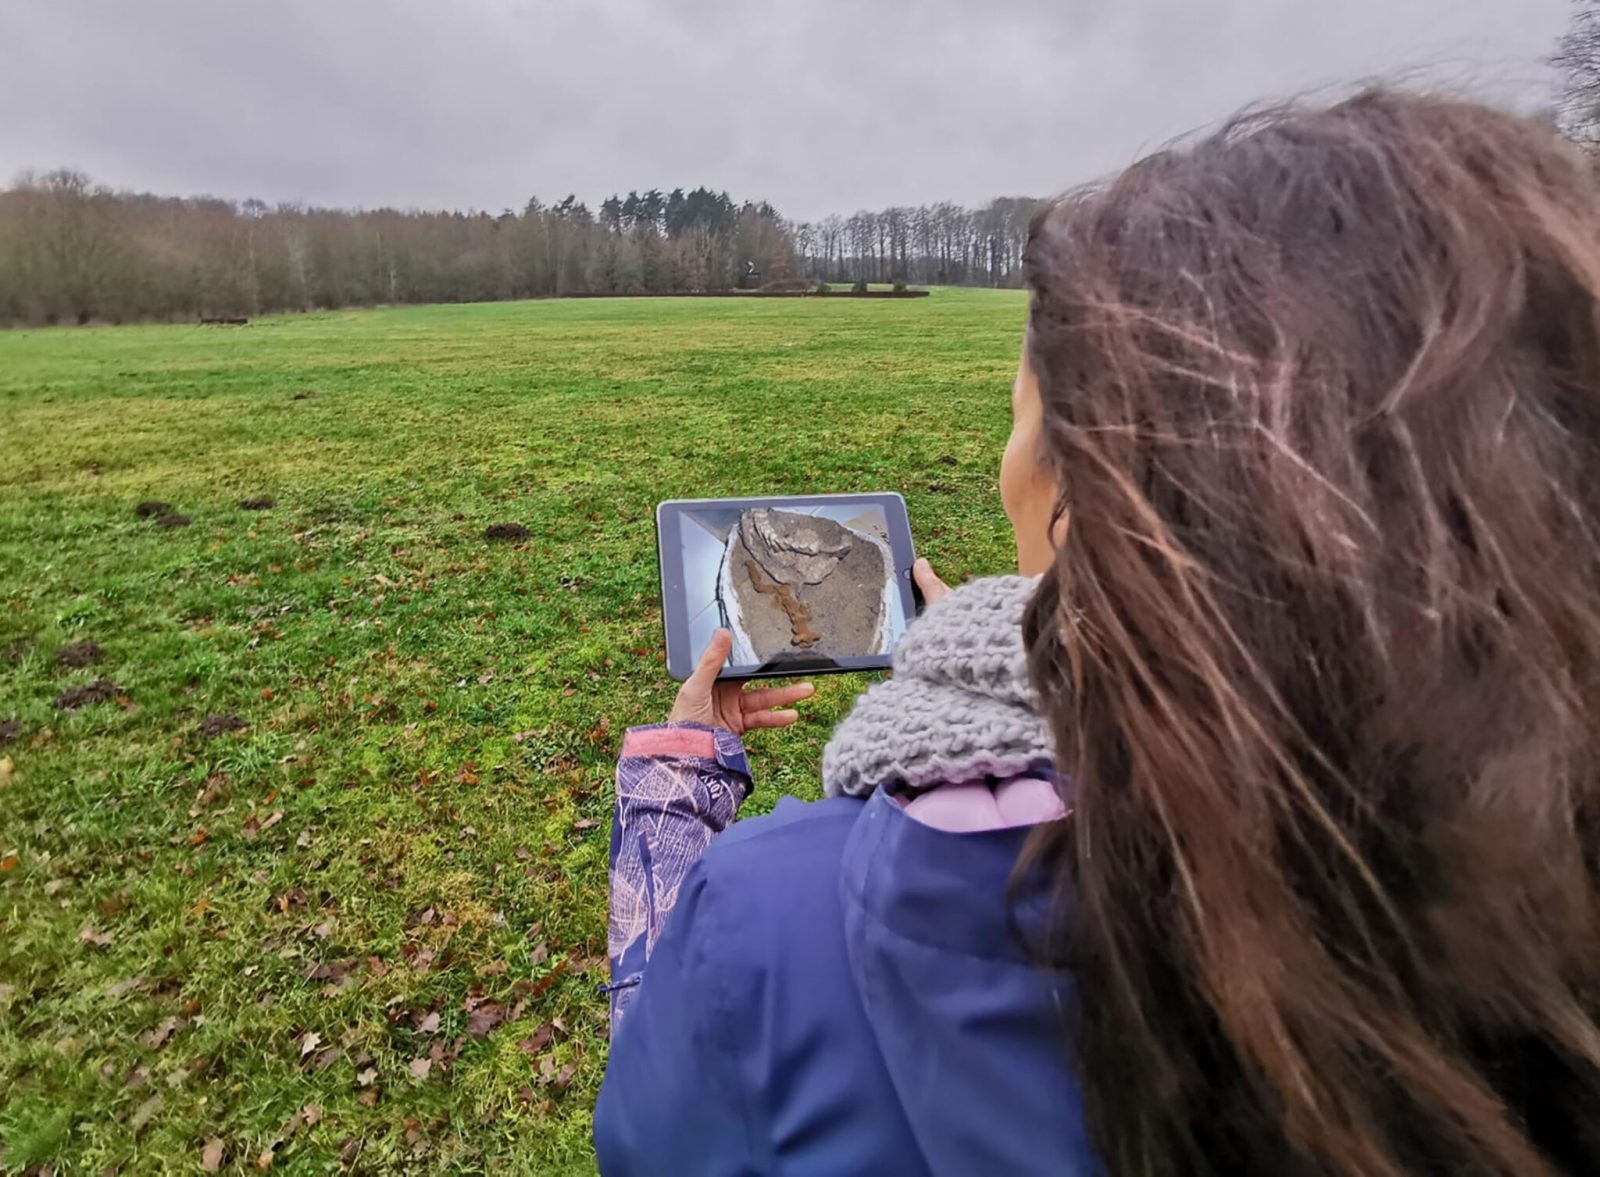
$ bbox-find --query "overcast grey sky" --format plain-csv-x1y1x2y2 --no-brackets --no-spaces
0,0,1574,221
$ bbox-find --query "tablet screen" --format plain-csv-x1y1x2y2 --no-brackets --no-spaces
656,494,918,680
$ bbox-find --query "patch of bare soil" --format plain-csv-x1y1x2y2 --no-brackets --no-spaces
484,523,531,542
157,513,192,529
197,713,247,739
54,679,123,710
135,501,173,518
55,640,103,668
0,718,20,745
240,497,275,511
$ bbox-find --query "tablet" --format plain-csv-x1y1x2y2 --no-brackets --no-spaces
656,493,918,681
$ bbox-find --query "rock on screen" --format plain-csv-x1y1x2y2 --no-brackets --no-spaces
675,503,908,670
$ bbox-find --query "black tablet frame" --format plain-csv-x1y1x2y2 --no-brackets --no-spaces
656,492,918,681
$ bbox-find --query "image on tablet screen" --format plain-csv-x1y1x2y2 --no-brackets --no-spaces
676,503,907,669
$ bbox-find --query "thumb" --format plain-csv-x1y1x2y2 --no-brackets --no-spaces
690,629,733,687
913,558,950,606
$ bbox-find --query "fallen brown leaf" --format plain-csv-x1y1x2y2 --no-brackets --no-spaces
525,958,569,1000
416,1011,440,1034
302,1103,323,1126
297,1030,323,1057
571,818,597,832
516,1022,554,1055
78,926,114,948
201,1138,226,1171
355,1065,378,1088
0,756,13,785
357,1087,379,1107
408,1056,432,1080
262,810,285,831
477,959,508,977
551,1060,579,1091
465,1001,506,1038
141,1016,182,1049
131,1093,164,1131
0,854,17,872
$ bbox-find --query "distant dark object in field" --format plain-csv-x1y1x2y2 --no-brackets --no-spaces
54,678,122,710
1,639,32,664
759,278,814,294
937,454,959,467
199,316,249,326
197,713,247,739
157,513,192,529
55,641,103,668
484,523,531,542
240,497,275,511
291,390,315,401
135,500,173,518
0,718,19,745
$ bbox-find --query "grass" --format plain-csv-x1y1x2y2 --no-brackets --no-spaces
0,288,1027,1173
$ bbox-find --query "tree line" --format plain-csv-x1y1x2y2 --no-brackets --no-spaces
0,170,1040,326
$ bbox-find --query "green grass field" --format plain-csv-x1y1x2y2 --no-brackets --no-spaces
0,289,1026,1173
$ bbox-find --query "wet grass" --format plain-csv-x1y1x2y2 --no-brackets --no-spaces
0,289,1025,1173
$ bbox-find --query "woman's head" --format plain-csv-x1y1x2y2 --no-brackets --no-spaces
1022,91,1600,1174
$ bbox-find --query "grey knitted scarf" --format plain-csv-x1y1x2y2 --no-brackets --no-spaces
822,575,1053,798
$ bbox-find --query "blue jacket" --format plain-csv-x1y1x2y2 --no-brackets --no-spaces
595,784,1096,1175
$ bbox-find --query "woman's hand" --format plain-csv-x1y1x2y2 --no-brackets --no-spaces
668,629,815,735
914,558,950,608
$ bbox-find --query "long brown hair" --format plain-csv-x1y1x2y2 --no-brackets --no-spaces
1023,91,1600,1175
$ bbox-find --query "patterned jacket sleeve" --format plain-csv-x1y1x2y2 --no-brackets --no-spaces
605,722,751,1026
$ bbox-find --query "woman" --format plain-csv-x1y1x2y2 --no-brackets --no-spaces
597,90,1600,1175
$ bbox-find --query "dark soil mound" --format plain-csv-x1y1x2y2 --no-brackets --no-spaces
54,679,122,710
135,500,173,518
484,523,531,542
197,713,247,739
291,390,315,401
157,513,192,529
55,640,103,668
0,718,20,745
240,497,275,511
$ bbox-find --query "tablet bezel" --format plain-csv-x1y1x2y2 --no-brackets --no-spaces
656,492,918,681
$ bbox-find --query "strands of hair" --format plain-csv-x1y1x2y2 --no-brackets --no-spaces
1022,90,1600,1176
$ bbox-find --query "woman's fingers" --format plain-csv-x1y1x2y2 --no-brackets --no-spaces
743,708,801,729
913,558,950,606
741,682,815,711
